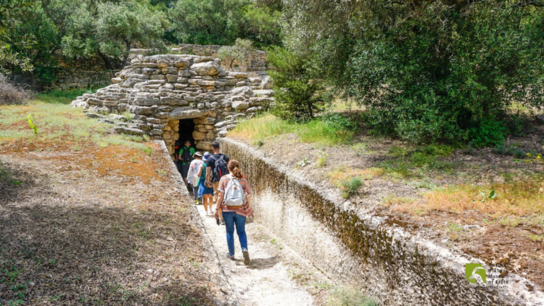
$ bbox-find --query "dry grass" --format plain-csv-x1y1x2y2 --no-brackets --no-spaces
388,177,544,217
0,96,223,305
327,166,384,187
0,74,33,105
0,100,151,155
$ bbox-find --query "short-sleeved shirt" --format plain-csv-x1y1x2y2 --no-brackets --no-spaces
217,175,251,213
179,146,195,165
207,153,230,182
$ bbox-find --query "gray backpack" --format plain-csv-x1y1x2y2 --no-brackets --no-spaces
224,175,246,207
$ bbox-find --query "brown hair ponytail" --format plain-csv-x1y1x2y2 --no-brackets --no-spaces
228,160,243,179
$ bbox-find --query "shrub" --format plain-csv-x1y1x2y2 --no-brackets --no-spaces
340,177,363,199
0,74,32,105
267,47,330,121
467,118,507,148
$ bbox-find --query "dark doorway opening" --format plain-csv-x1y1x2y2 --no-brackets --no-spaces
177,119,195,149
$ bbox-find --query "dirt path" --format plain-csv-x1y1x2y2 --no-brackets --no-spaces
194,204,328,306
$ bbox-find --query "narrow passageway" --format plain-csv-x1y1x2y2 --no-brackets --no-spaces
178,119,195,147
195,204,320,306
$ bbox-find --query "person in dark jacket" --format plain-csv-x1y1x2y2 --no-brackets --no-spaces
178,140,195,190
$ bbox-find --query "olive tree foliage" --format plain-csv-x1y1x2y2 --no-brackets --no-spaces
282,0,544,145
59,0,168,69
169,0,282,47
217,38,253,69
169,0,248,45
0,0,36,73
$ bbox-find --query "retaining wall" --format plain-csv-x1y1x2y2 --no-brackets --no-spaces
221,138,543,306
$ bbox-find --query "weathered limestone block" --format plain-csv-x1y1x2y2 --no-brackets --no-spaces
192,61,220,76
174,59,191,69
131,106,153,115
169,108,207,119
260,76,273,89
87,98,103,105
231,86,253,97
193,131,207,140
86,113,104,119
149,129,163,136
114,127,145,136
166,74,178,82
228,72,247,79
206,132,215,140
232,101,250,111
160,97,188,106
110,114,127,122
134,93,159,106
194,117,216,125
195,56,214,63
155,112,169,119
196,141,213,151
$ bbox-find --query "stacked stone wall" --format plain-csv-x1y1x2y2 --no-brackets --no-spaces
71,54,273,156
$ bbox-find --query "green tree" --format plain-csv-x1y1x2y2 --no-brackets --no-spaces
267,47,329,121
282,0,544,145
243,4,282,47
60,0,168,69
5,3,59,83
0,0,36,73
169,0,248,45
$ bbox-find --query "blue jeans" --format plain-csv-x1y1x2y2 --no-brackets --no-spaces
222,212,247,256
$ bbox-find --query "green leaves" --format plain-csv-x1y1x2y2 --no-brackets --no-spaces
480,190,498,202
26,114,38,136
282,0,544,146
267,46,329,121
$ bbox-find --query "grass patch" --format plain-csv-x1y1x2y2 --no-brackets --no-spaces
328,166,384,186
35,88,97,104
230,114,356,145
326,286,377,306
379,144,456,178
0,97,152,155
389,175,544,217
339,177,363,199
328,166,383,198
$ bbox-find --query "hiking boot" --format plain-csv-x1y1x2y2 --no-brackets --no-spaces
243,250,250,265
226,253,235,260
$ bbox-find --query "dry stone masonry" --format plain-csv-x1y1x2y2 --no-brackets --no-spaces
71,54,274,156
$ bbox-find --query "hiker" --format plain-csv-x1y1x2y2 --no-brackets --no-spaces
206,141,229,224
215,159,253,265
187,151,203,204
178,140,195,191
198,152,214,215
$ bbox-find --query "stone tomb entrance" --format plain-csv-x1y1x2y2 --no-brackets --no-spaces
163,111,217,160
177,119,196,148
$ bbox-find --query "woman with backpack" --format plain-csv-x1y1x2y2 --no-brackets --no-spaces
215,160,253,265
197,152,214,216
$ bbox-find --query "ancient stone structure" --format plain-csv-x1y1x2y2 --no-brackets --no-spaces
131,44,269,75
71,54,273,156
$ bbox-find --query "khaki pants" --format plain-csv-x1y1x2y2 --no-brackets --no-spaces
213,181,223,220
